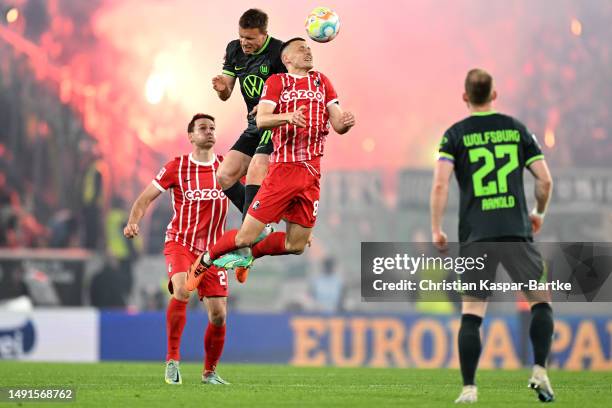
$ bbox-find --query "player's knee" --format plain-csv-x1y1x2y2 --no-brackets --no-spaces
208,308,226,327
284,240,306,255
525,291,551,305
247,160,268,182
216,171,235,190
235,231,257,247
461,299,487,317
235,235,254,248
246,169,266,185
173,286,190,302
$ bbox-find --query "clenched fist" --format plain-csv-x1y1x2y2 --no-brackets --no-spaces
124,223,139,239
212,75,228,93
341,111,356,128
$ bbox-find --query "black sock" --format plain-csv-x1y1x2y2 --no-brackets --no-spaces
223,182,245,213
458,314,483,386
243,184,260,220
530,302,553,367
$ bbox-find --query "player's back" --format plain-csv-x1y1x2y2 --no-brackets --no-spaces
438,112,545,242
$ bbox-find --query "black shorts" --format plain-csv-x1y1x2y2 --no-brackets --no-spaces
458,237,545,299
230,116,274,156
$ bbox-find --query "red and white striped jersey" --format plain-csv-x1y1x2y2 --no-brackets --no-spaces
260,71,338,163
152,153,229,254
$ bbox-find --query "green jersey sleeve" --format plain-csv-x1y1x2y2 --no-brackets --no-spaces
438,130,456,162
524,131,545,167
222,41,238,77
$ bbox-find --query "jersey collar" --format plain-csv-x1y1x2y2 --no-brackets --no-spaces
471,111,497,116
189,153,215,166
251,35,271,56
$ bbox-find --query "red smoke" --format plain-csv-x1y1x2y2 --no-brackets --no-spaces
1,0,608,195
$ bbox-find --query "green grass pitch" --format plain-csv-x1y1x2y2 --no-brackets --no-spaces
1,362,611,407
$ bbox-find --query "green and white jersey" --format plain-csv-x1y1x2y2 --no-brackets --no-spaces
222,36,286,114
438,112,545,242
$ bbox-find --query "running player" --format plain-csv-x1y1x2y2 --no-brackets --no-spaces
186,37,355,290
213,8,286,218
430,69,554,403
124,114,231,385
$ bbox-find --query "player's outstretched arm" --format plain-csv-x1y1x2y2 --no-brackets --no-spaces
327,103,355,134
430,159,454,250
256,102,306,129
212,74,236,101
124,184,162,239
527,159,553,234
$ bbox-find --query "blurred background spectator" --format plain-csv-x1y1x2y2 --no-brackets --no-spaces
310,257,345,313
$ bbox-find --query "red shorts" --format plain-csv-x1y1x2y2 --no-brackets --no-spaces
247,159,321,228
163,242,229,299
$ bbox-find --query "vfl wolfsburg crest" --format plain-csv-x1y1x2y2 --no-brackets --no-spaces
243,75,265,98
259,64,269,75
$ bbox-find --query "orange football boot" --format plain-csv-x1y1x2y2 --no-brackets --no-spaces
186,252,209,291
235,266,250,284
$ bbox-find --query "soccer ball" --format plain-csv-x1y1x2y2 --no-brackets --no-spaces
305,7,340,43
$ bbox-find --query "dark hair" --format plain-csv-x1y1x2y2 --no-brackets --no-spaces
323,257,336,274
279,37,307,55
187,113,215,133
464,68,494,105
239,9,268,32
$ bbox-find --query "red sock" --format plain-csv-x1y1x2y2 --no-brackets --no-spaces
251,232,288,258
166,297,188,361
209,230,239,260
204,323,226,373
